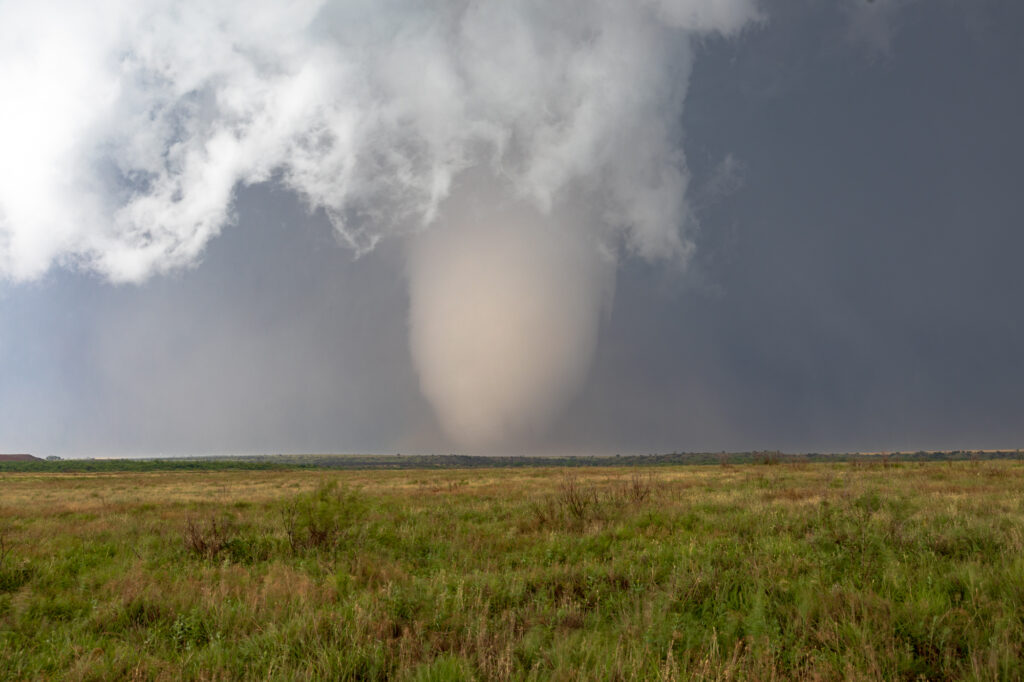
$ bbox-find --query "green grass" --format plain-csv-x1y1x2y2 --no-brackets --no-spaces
1,462,1022,679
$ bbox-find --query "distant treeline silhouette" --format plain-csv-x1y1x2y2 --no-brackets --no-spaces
1,449,1021,472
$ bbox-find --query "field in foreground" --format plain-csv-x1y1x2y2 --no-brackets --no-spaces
1,462,1022,680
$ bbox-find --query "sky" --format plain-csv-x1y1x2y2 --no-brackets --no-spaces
0,0,1022,457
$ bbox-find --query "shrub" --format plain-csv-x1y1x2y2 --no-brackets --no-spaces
558,474,599,522
170,609,214,650
530,473,658,531
281,480,364,554
183,514,275,563
0,532,33,593
611,472,653,505
183,515,236,560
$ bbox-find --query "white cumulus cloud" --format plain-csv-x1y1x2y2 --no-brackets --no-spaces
0,0,759,283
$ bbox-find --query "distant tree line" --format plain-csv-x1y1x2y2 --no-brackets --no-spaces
1,449,1021,473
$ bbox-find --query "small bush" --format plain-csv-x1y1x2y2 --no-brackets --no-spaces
183,515,236,560
281,480,364,554
610,472,653,505
170,609,214,650
558,474,599,522
120,598,166,629
0,533,32,593
224,536,275,564
0,563,32,593
183,515,275,563
530,473,658,531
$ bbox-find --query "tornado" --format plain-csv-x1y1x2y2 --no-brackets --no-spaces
407,174,615,449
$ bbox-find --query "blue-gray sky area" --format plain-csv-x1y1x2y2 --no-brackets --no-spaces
1,0,1022,457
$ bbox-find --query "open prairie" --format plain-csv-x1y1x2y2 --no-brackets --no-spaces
2,461,1023,680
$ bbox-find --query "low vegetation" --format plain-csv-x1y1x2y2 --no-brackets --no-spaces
1,461,1022,679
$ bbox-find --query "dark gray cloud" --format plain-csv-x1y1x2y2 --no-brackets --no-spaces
552,0,1024,453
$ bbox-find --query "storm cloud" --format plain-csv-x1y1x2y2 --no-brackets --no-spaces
1,0,1022,456
0,0,762,447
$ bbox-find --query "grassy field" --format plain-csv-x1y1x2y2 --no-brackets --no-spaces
1,461,1022,680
